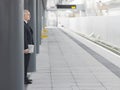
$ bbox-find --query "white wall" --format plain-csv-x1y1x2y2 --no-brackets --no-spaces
46,11,57,26
59,17,69,28
59,16,120,48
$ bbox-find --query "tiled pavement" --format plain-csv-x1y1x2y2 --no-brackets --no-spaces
26,28,120,90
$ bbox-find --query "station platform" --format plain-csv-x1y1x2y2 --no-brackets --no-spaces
26,28,120,90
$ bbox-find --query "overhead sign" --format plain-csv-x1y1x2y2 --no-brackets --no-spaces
56,5,76,9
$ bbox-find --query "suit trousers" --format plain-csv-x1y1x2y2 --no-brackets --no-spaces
24,53,31,81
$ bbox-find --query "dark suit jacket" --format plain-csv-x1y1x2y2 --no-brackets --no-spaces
24,21,34,50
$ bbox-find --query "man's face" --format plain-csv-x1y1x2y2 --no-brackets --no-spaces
24,11,31,21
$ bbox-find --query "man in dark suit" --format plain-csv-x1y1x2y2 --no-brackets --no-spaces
24,10,34,84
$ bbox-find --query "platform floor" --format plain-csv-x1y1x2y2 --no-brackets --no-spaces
26,28,120,90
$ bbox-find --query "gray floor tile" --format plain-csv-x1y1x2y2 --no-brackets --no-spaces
26,28,120,90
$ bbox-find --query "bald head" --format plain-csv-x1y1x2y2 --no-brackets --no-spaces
24,10,31,21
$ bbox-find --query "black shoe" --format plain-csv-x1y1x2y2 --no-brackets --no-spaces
25,77,33,82
24,80,32,84
27,79,32,82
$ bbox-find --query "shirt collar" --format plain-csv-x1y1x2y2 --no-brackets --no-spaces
24,20,28,23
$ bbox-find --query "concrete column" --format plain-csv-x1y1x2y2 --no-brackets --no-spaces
43,10,46,28
0,0,24,90
24,0,29,9
36,0,40,53
27,0,37,72
39,0,44,45
42,0,45,28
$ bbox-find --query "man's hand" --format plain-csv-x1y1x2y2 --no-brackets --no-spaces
24,49,29,54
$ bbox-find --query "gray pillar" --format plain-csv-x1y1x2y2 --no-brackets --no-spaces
24,0,29,9
0,0,24,90
43,10,45,28
42,0,46,28
39,0,44,45
28,0,36,72
36,0,40,53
